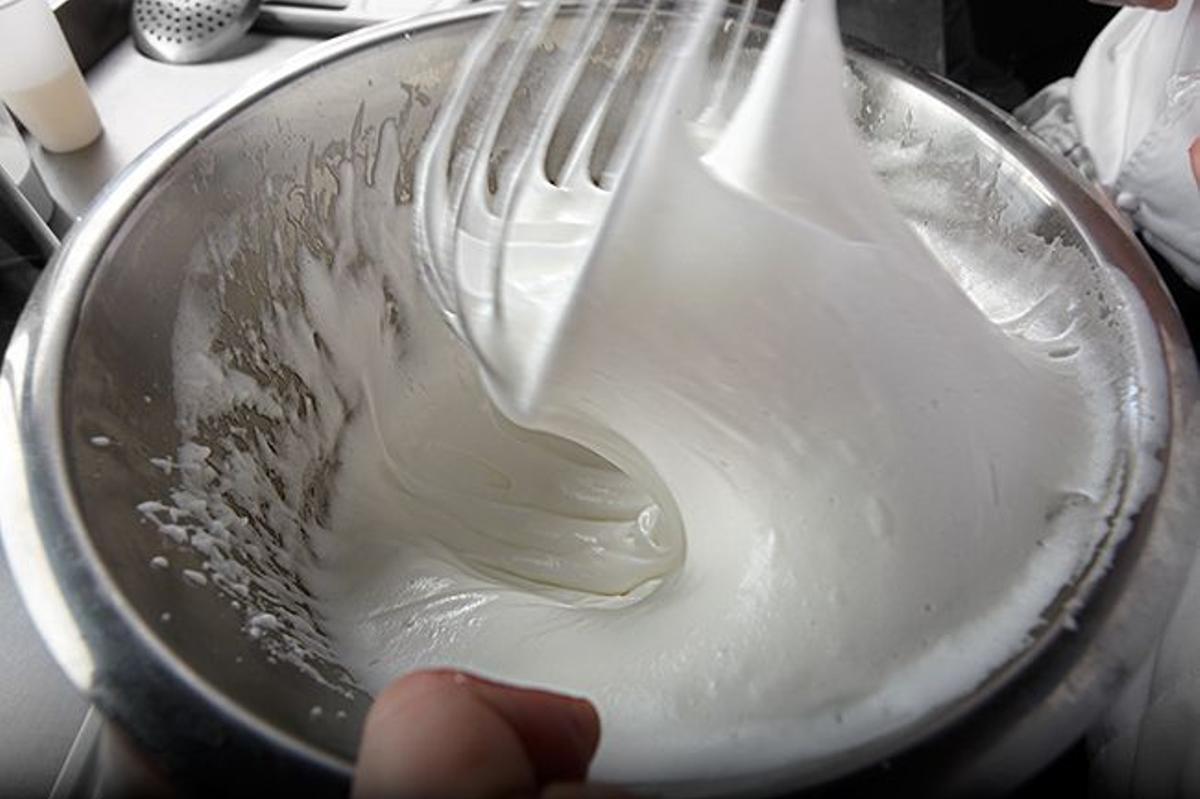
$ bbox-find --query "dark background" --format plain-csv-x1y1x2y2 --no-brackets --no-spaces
949,0,1119,110
949,0,1200,360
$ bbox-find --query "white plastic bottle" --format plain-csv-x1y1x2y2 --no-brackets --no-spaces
0,0,102,153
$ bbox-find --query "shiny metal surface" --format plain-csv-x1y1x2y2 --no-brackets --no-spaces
33,34,319,219
32,1,941,220
0,163,57,268
1,5,1196,796
131,0,263,63
54,0,132,71
0,143,90,799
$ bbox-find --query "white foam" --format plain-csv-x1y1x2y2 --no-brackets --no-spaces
136,6,1167,789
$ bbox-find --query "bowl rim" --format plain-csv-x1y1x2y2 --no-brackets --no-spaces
2,3,1197,794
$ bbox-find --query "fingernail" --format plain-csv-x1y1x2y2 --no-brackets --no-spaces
565,698,600,750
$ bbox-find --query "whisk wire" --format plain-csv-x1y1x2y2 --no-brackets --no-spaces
415,0,757,385
703,0,758,123
556,0,664,189
475,0,624,324
413,1,523,317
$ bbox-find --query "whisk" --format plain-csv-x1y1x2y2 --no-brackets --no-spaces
412,0,762,391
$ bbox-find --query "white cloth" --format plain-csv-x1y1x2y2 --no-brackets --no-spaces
1018,6,1200,797
1017,0,1200,287
1086,399,1200,799
1090,510,1200,798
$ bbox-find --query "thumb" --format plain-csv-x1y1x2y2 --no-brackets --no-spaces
1089,0,1178,8
353,670,600,799
1190,137,1199,189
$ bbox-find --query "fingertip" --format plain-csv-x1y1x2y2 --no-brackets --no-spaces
459,674,603,783
1189,137,1199,189
541,782,637,799
1089,0,1177,7
354,670,537,799
570,696,602,757
355,670,604,797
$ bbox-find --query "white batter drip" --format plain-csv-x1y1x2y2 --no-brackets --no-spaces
146,0,1166,792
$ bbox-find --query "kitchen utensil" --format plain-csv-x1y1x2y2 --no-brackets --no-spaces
416,0,649,366
415,0,753,379
131,0,261,63
1,6,1196,796
0,155,56,268
131,0,458,63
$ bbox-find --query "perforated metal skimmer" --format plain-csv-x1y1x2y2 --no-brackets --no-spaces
131,0,262,64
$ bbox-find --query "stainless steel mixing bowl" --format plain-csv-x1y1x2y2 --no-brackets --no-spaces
1,5,1197,796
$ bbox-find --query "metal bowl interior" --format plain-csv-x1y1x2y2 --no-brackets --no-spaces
2,5,1197,796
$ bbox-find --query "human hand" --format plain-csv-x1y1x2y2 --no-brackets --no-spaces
1088,0,1178,8
353,670,630,799
1191,138,1200,189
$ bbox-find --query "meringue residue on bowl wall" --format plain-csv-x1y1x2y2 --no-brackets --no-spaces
135,13,1166,789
